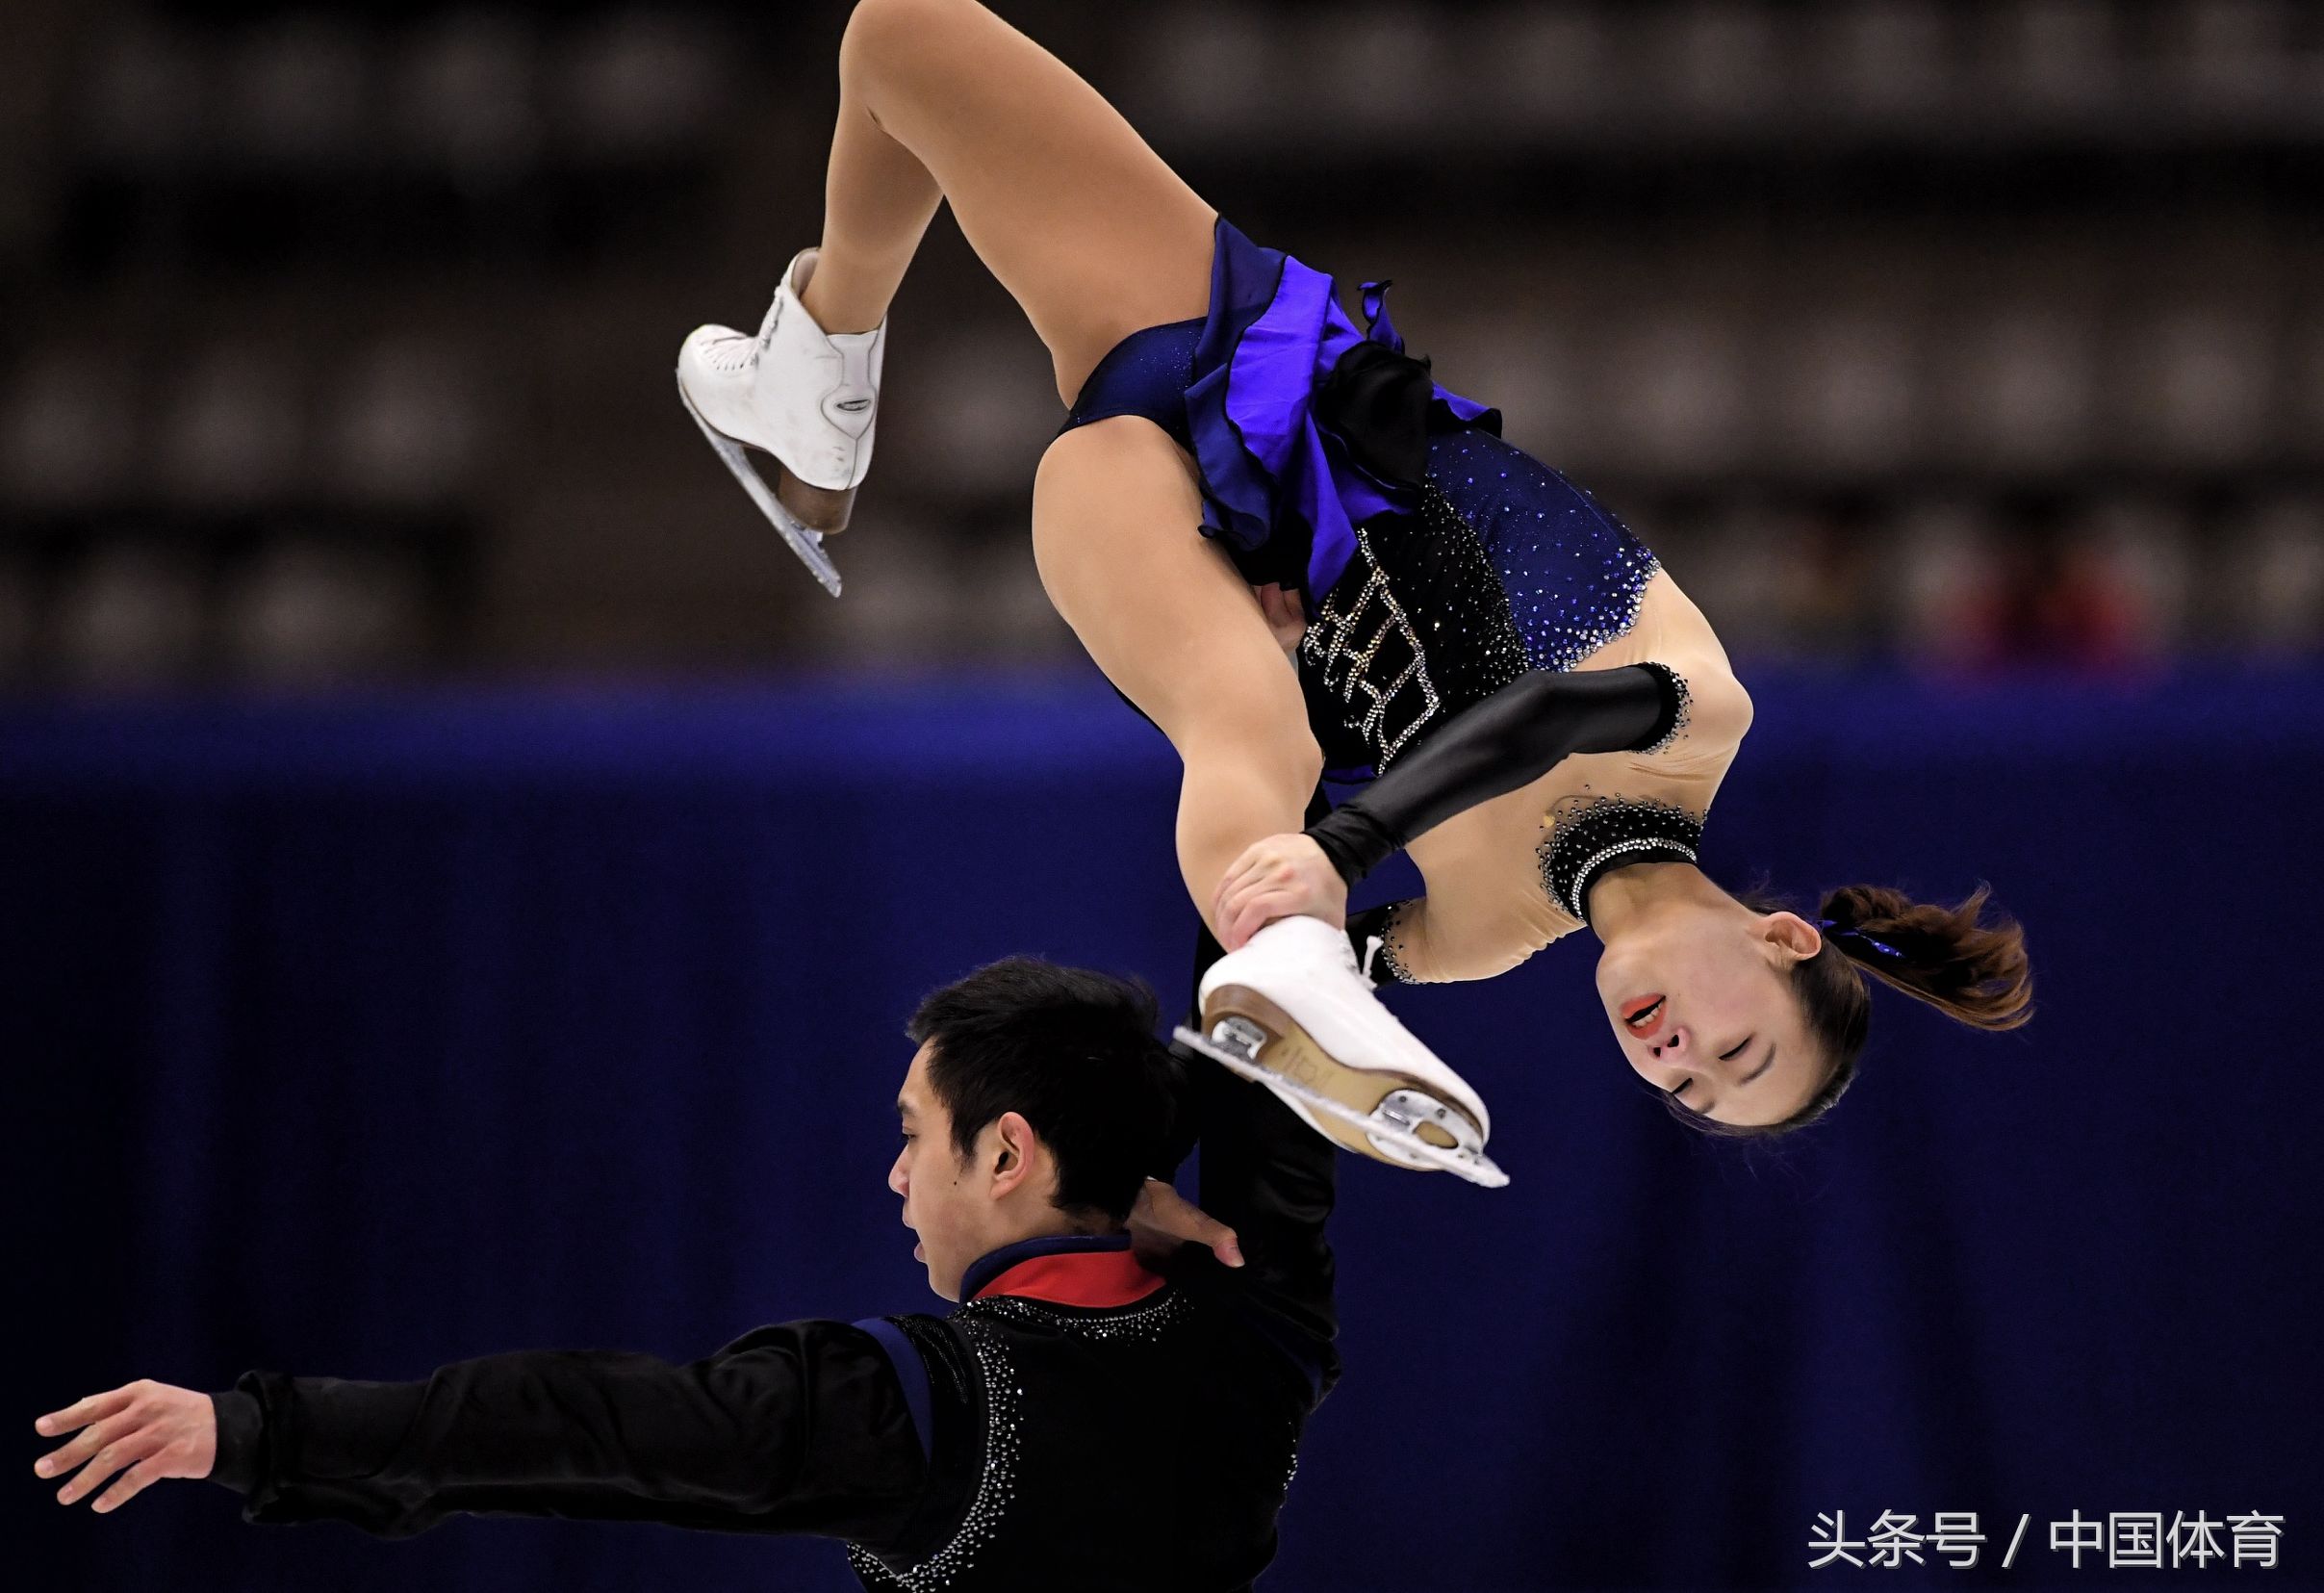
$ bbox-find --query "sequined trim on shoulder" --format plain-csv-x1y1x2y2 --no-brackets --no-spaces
962,1288,1190,1343
847,1316,1023,1592
1537,794,1706,923
1634,661,1694,758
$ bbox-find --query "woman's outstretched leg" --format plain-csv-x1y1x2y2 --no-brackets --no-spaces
1031,418,1320,943
801,0,1219,403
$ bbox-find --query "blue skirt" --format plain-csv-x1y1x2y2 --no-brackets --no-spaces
1059,214,1502,604
1059,214,1660,781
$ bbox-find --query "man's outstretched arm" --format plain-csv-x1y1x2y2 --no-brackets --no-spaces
32,1319,932,1542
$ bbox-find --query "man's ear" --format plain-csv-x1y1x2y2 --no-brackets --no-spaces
988,1110,1038,1199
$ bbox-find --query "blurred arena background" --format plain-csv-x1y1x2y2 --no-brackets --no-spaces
9,4,2323,1592
2,0,2320,683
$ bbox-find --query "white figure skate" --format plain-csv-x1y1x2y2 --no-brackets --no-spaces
676,244,886,597
1178,913,1507,1188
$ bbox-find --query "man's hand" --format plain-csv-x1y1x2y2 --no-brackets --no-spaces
1213,833,1349,951
33,1380,217,1513
1127,1178,1242,1270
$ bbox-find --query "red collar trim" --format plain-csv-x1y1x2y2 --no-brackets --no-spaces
971,1247,1167,1308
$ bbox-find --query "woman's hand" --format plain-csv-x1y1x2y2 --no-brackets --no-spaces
1214,833,1349,951
1127,1178,1242,1269
1252,582,1308,659
33,1380,217,1513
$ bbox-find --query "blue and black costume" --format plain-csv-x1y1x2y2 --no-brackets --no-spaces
1061,215,1691,936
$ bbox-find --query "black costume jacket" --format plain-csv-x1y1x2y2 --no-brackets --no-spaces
207,1051,1337,1593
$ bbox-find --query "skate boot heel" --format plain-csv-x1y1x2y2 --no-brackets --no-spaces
1188,984,1507,1188
773,461,857,536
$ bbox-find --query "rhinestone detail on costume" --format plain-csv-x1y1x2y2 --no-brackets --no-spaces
1421,430,1662,675
965,1290,1189,1343
1372,906,1417,985
847,1317,1023,1592
1634,661,1694,758
1299,527,1442,769
1538,795,1707,923
1403,480,1535,695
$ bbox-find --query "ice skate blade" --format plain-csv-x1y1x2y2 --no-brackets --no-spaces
676,373,844,598
1172,1023,1510,1190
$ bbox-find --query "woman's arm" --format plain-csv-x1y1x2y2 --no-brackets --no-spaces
1304,663,1683,887
1213,664,1683,947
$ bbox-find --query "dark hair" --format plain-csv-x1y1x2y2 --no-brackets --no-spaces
906,956,1184,1224
1662,883,2033,1140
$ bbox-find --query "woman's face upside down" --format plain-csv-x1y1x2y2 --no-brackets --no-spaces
1595,903,1828,1127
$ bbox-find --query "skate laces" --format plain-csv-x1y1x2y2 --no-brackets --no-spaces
696,330,759,374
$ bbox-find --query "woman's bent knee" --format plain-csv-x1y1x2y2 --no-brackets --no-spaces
840,0,971,92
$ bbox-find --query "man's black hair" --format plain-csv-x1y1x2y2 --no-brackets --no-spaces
906,957,1185,1225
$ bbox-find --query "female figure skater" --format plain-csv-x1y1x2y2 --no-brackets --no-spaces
676,0,2031,1183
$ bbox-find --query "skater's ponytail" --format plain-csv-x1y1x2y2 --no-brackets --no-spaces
1669,883,2032,1139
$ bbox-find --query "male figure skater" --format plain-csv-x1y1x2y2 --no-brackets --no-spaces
32,955,1339,1591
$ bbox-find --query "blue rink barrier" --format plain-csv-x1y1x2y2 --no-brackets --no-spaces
8,662,2320,1591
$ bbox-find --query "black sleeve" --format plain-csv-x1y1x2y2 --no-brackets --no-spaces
1305,663,1683,886
1164,785,1341,1394
208,1389,265,1492
203,1320,930,1544
1183,1024,1338,1373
